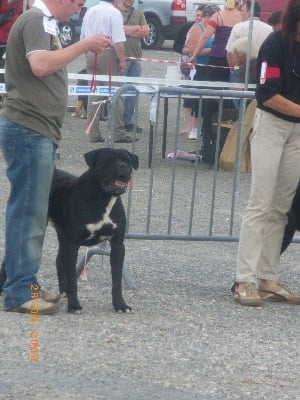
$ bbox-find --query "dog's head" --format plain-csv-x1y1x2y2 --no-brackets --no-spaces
84,148,139,196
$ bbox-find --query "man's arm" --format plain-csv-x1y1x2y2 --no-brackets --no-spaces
124,24,149,38
28,35,111,77
113,42,126,74
263,94,300,118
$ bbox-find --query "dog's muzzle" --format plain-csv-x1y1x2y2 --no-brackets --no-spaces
102,180,129,196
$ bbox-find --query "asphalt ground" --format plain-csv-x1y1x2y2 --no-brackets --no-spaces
0,43,300,400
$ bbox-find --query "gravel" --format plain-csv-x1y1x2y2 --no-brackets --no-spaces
0,42,300,400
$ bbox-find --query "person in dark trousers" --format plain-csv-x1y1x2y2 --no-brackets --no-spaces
119,0,149,133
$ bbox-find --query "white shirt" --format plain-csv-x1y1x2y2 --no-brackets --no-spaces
80,1,126,45
226,18,272,53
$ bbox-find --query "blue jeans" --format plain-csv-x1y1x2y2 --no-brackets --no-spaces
123,60,142,126
0,117,57,310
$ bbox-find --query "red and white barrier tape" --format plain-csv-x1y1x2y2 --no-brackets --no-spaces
125,56,232,70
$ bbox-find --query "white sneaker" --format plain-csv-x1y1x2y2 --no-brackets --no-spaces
188,128,199,140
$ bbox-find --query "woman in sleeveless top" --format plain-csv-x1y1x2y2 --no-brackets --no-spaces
178,4,212,135
187,4,221,139
190,0,242,82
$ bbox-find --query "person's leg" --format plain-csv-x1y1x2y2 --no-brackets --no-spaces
181,105,193,134
236,111,294,284
85,52,104,142
258,120,300,281
0,117,57,311
123,60,142,128
97,49,126,141
257,125,300,305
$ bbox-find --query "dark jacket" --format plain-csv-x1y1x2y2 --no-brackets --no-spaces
256,30,300,123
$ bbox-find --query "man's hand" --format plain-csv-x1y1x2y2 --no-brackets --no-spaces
119,60,126,75
85,34,112,53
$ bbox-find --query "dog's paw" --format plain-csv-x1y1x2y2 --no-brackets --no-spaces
114,304,132,313
71,308,84,314
67,304,83,313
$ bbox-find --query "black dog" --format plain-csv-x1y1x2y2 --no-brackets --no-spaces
281,181,300,253
49,148,138,313
0,148,139,313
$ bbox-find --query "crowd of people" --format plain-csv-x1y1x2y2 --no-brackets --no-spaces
173,0,274,162
0,0,299,315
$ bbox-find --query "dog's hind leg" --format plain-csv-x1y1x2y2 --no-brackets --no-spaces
110,240,131,313
56,238,82,313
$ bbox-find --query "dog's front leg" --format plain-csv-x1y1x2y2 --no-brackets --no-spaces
56,238,82,313
110,241,131,313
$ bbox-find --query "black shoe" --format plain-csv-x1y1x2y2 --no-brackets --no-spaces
124,124,143,133
89,136,105,143
114,136,139,143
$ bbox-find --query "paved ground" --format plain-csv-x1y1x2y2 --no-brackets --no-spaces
0,44,300,400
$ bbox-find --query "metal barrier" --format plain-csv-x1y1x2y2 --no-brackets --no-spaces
79,83,299,285
1,74,298,280
111,84,254,241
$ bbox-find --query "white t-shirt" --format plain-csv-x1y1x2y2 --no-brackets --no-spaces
226,18,272,53
80,1,126,44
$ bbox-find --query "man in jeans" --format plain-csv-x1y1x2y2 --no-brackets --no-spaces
0,0,111,314
119,0,148,133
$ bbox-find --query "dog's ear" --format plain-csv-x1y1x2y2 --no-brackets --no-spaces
125,150,139,170
84,149,103,169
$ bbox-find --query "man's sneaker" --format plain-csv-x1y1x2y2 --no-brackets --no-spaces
231,282,264,307
9,298,59,314
258,282,300,304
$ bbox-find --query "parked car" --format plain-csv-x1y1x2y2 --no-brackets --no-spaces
259,0,288,22
137,0,225,50
58,0,100,47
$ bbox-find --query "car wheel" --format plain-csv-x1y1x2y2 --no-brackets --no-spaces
59,22,76,48
142,16,165,50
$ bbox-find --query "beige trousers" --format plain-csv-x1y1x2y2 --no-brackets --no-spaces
86,49,124,141
236,109,300,283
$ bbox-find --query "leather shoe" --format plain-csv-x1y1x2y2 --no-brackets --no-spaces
124,124,143,133
114,136,139,143
89,136,105,143
258,282,300,304
9,298,59,314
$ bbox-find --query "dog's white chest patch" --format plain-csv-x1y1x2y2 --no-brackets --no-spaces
85,197,117,239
